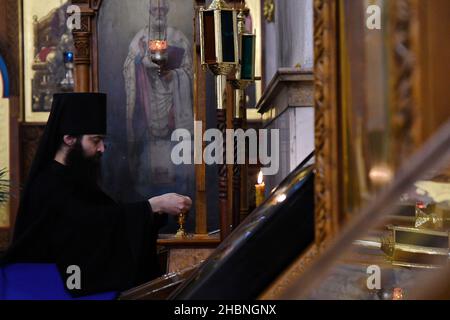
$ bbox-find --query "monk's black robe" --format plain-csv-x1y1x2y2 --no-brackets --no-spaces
2,160,167,296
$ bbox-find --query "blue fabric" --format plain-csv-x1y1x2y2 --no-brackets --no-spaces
0,264,117,300
0,54,9,98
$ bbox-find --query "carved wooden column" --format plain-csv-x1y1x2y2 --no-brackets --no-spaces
71,0,102,92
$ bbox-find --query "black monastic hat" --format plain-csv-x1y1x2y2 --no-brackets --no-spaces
55,93,107,135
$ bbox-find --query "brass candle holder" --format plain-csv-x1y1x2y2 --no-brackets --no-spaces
175,211,188,238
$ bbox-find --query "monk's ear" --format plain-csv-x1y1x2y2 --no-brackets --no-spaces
63,135,77,147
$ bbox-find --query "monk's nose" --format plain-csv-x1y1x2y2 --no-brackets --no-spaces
98,141,106,153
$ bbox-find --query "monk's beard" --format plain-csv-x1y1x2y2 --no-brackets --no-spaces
65,140,102,188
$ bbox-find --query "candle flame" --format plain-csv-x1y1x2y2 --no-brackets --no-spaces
257,171,264,184
392,288,403,300
149,40,168,51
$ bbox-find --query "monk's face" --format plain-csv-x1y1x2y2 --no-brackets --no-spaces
80,135,106,160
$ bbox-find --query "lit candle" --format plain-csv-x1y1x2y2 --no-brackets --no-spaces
392,288,404,300
255,171,266,207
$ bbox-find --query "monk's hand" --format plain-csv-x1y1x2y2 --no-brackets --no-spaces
148,193,192,216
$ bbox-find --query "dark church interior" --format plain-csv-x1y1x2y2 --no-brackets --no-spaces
0,0,450,304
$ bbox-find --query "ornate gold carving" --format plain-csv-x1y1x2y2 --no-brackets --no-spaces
207,0,230,10
263,0,275,23
313,0,338,244
208,63,236,76
390,0,418,167
381,232,395,257
314,0,327,244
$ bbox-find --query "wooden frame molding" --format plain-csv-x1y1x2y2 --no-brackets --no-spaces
313,0,340,244
389,0,419,168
